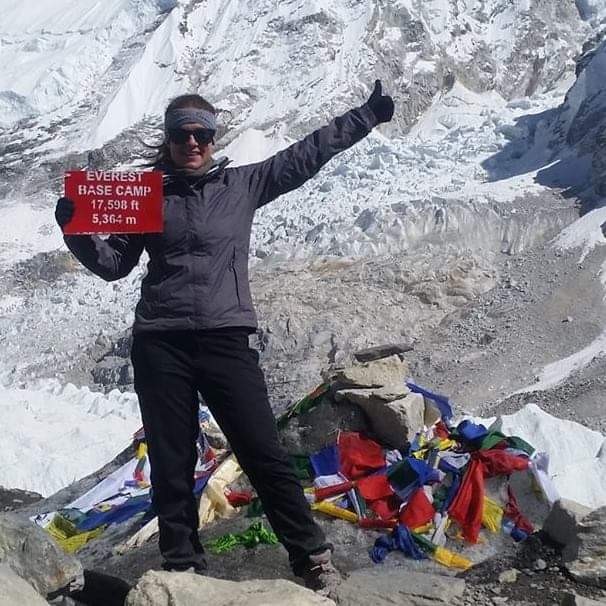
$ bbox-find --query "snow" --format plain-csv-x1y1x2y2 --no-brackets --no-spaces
516,330,606,394
553,206,606,263
222,129,293,167
558,42,606,135
0,0,176,127
0,380,141,497
88,4,184,148
0,201,63,267
492,404,606,509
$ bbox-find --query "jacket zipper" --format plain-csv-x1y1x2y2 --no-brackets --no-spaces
231,247,242,307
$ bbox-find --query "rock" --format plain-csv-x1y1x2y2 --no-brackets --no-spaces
0,513,83,596
560,593,606,606
203,421,230,451
336,567,466,605
305,222,326,244
423,398,443,427
279,396,369,454
498,569,519,583
91,357,129,387
567,505,606,589
0,486,43,512
10,250,79,285
543,499,593,561
0,564,48,605
354,208,377,232
353,341,414,363
331,355,409,389
334,384,410,405
507,469,550,528
534,559,547,571
125,570,334,605
336,388,424,449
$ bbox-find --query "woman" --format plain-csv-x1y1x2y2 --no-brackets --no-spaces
55,81,394,596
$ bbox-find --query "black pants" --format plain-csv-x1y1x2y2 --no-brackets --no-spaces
131,329,328,574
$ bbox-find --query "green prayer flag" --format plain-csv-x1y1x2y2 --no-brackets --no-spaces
411,531,437,554
205,521,279,554
506,435,535,456
289,454,313,480
277,383,330,428
386,459,417,490
477,431,507,450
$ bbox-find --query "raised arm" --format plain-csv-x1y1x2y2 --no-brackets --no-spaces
246,80,394,208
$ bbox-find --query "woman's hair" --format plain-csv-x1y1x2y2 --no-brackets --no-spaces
143,94,217,167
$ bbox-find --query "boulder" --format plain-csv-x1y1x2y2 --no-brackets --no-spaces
560,593,606,606
279,396,369,454
0,512,83,596
0,486,43,512
0,565,48,605
336,567,466,605
507,469,551,528
567,505,606,589
331,355,409,389
543,499,593,561
353,341,414,363
336,387,423,450
125,570,335,605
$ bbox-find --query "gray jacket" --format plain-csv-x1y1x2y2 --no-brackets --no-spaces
64,104,378,334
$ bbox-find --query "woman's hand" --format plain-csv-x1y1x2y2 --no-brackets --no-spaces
366,80,394,123
55,197,75,231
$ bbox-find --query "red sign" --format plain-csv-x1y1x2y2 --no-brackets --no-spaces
63,171,164,234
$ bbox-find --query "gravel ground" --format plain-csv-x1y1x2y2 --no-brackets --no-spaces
407,239,606,434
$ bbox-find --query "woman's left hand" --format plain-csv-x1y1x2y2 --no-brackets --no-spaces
366,80,394,123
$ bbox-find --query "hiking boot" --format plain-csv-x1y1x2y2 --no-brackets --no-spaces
300,549,343,600
162,559,207,575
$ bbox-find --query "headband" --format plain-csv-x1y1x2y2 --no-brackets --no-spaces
164,108,217,133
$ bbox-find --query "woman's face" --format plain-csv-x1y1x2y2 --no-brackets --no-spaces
168,122,214,170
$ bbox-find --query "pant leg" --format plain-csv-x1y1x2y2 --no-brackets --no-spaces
192,329,329,574
131,331,206,571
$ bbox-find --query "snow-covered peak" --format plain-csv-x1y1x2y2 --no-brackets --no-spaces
0,0,176,128
0,0,598,156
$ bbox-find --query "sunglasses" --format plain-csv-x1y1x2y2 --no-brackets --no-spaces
168,128,215,145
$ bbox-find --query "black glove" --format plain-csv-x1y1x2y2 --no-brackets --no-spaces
366,79,394,123
55,197,75,231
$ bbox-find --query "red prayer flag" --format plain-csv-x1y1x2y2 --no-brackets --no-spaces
225,490,253,507
474,450,529,477
448,459,485,543
337,432,385,480
504,485,534,534
399,488,435,529
369,495,401,520
357,474,393,501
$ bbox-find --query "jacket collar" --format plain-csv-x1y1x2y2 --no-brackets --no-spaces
160,156,231,190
